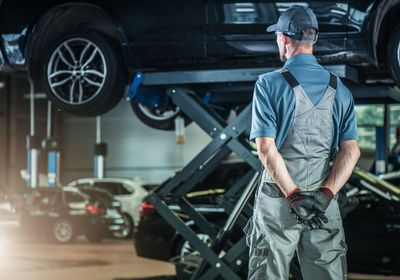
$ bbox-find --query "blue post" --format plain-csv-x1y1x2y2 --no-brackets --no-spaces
26,135,41,188
375,126,386,175
42,138,60,187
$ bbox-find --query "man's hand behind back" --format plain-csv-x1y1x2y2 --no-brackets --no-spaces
287,188,332,229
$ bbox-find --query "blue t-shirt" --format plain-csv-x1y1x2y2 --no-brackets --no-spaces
250,54,358,159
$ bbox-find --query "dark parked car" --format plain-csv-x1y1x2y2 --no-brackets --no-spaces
134,166,400,278
20,186,125,243
1,1,400,126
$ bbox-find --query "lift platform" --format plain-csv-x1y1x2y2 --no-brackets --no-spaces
127,65,400,279
134,65,358,86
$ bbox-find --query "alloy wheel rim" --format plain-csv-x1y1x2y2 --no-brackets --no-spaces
54,221,72,242
114,215,131,238
47,38,107,105
180,233,211,257
397,39,400,70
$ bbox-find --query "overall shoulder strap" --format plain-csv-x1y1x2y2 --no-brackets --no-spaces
278,68,300,88
328,72,337,90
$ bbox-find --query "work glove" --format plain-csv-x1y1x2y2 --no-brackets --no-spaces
286,188,328,230
286,188,330,230
313,187,335,213
286,188,314,220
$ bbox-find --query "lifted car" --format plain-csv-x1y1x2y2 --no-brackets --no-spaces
1,1,400,129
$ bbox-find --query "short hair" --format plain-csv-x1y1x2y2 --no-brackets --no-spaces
300,28,318,43
287,28,317,47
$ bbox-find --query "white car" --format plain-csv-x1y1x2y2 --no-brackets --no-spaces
67,177,149,238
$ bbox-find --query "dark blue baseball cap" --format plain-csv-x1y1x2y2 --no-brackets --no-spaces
266,6,319,40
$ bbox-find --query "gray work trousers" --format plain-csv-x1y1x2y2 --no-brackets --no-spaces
244,183,347,280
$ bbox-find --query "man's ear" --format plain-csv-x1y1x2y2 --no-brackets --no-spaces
282,34,289,45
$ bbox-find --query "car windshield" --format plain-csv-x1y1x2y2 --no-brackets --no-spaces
25,189,59,207
63,190,89,203
92,182,129,196
79,187,114,207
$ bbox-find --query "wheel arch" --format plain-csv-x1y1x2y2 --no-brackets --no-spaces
26,2,130,81
372,0,400,67
122,211,134,226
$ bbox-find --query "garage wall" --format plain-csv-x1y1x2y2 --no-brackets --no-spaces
60,100,211,184
0,73,215,191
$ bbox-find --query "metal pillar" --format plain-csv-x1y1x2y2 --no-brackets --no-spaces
384,104,391,171
42,101,60,188
26,78,40,188
375,126,386,175
94,116,107,178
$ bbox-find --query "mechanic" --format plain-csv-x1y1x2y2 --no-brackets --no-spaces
244,6,361,280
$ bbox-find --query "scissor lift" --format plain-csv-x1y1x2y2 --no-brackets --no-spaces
127,65,362,279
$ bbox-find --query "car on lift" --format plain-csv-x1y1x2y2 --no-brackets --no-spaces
0,1,400,129
67,177,149,238
19,186,125,243
134,167,400,279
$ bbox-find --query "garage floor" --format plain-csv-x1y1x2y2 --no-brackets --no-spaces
0,238,175,280
0,221,175,280
1,222,399,280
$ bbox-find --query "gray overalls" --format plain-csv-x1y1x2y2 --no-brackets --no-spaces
244,69,347,280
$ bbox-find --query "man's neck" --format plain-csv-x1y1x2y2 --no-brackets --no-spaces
286,48,313,60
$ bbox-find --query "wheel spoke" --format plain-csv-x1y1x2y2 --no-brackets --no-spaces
79,42,92,64
82,47,98,67
84,69,105,78
48,38,106,105
57,49,74,68
78,80,84,103
70,79,77,103
49,70,74,79
51,76,72,88
83,76,102,87
397,43,400,69
63,42,77,64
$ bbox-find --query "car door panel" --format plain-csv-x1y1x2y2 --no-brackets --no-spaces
119,0,207,62
207,1,349,61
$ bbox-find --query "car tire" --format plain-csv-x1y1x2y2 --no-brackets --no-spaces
112,213,133,239
388,23,400,86
52,219,75,243
42,30,128,116
131,102,192,130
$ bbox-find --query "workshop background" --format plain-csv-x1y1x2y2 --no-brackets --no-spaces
1,1,400,280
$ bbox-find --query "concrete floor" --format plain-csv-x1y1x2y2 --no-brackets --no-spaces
0,220,175,280
1,221,400,280
0,237,175,280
